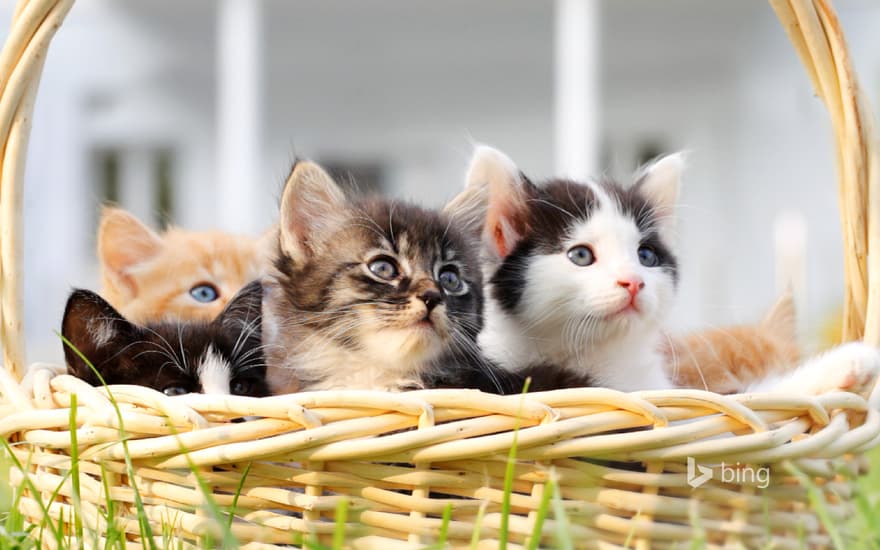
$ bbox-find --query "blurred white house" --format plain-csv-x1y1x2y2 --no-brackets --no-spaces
1,0,879,362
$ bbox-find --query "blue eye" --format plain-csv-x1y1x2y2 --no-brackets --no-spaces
163,386,189,396
638,246,660,267
438,266,466,295
567,245,595,266
231,379,252,396
368,257,399,280
190,283,219,303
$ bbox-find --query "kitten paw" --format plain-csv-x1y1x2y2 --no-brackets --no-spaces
816,343,880,395
783,343,880,396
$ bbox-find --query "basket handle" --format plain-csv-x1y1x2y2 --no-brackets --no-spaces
0,0,74,382
770,0,880,346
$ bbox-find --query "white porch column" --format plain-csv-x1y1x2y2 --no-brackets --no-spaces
774,210,807,337
216,0,263,234
554,0,600,180
120,148,157,225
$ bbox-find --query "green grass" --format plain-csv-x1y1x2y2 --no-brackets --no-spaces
7,335,873,546
1,441,880,548
2,381,880,550
61,334,156,548
853,447,880,549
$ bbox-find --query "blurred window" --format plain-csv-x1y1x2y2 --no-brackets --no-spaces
95,149,120,205
91,147,177,229
155,150,174,227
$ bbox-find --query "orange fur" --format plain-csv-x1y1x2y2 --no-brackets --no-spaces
664,292,800,394
98,207,273,323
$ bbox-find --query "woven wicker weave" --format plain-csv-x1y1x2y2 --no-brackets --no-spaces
1,0,878,548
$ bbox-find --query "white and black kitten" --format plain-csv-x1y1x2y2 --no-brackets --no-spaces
454,146,880,396
451,146,679,391
62,281,270,397
264,161,505,393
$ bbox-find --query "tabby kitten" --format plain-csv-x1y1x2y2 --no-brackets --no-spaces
62,281,270,397
98,207,271,323
264,161,500,393
454,145,880,396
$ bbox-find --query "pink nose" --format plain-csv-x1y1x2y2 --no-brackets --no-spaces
617,276,645,299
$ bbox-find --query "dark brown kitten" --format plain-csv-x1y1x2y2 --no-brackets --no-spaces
264,161,508,393
62,281,269,397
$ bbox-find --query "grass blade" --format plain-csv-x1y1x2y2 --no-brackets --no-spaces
550,476,574,550
785,462,845,550
500,378,532,549
162,424,238,549
60,334,157,550
526,476,554,550
687,499,705,550
68,394,84,545
98,460,123,550
469,502,487,550
332,498,349,550
226,462,252,535
1,441,62,543
437,503,452,548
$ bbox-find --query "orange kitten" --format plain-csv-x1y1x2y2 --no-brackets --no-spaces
664,292,800,394
98,207,271,323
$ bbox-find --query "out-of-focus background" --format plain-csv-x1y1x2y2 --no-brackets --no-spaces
2,0,879,363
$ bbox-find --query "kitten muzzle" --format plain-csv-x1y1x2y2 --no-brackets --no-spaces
607,294,642,318
617,276,644,299
419,289,443,313
611,276,644,315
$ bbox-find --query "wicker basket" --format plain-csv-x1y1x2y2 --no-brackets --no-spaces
1,0,879,548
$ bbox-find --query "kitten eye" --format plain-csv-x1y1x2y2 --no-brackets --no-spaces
368,257,399,280
438,266,466,295
163,386,190,397
567,245,595,266
190,283,220,303
638,246,660,267
231,379,252,396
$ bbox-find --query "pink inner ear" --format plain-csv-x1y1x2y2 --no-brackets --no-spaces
99,209,162,271
490,215,510,258
279,189,316,255
100,233,160,298
486,194,525,259
283,212,304,244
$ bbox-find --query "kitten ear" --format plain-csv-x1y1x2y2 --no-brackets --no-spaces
761,290,797,343
214,280,263,337
443,181,486,240
279,161,346,261
462,145,531,259
98,207,163,300
61,289,138,385
635,152,684,244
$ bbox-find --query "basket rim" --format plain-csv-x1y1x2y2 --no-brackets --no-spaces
4,367,878,466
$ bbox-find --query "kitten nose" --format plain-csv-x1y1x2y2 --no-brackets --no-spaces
419,289,443,312
617,276,645,298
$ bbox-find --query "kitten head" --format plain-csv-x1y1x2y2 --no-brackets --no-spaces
61,281,269,397
268,161,483,390
98,207,272,324
460,145,682,345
